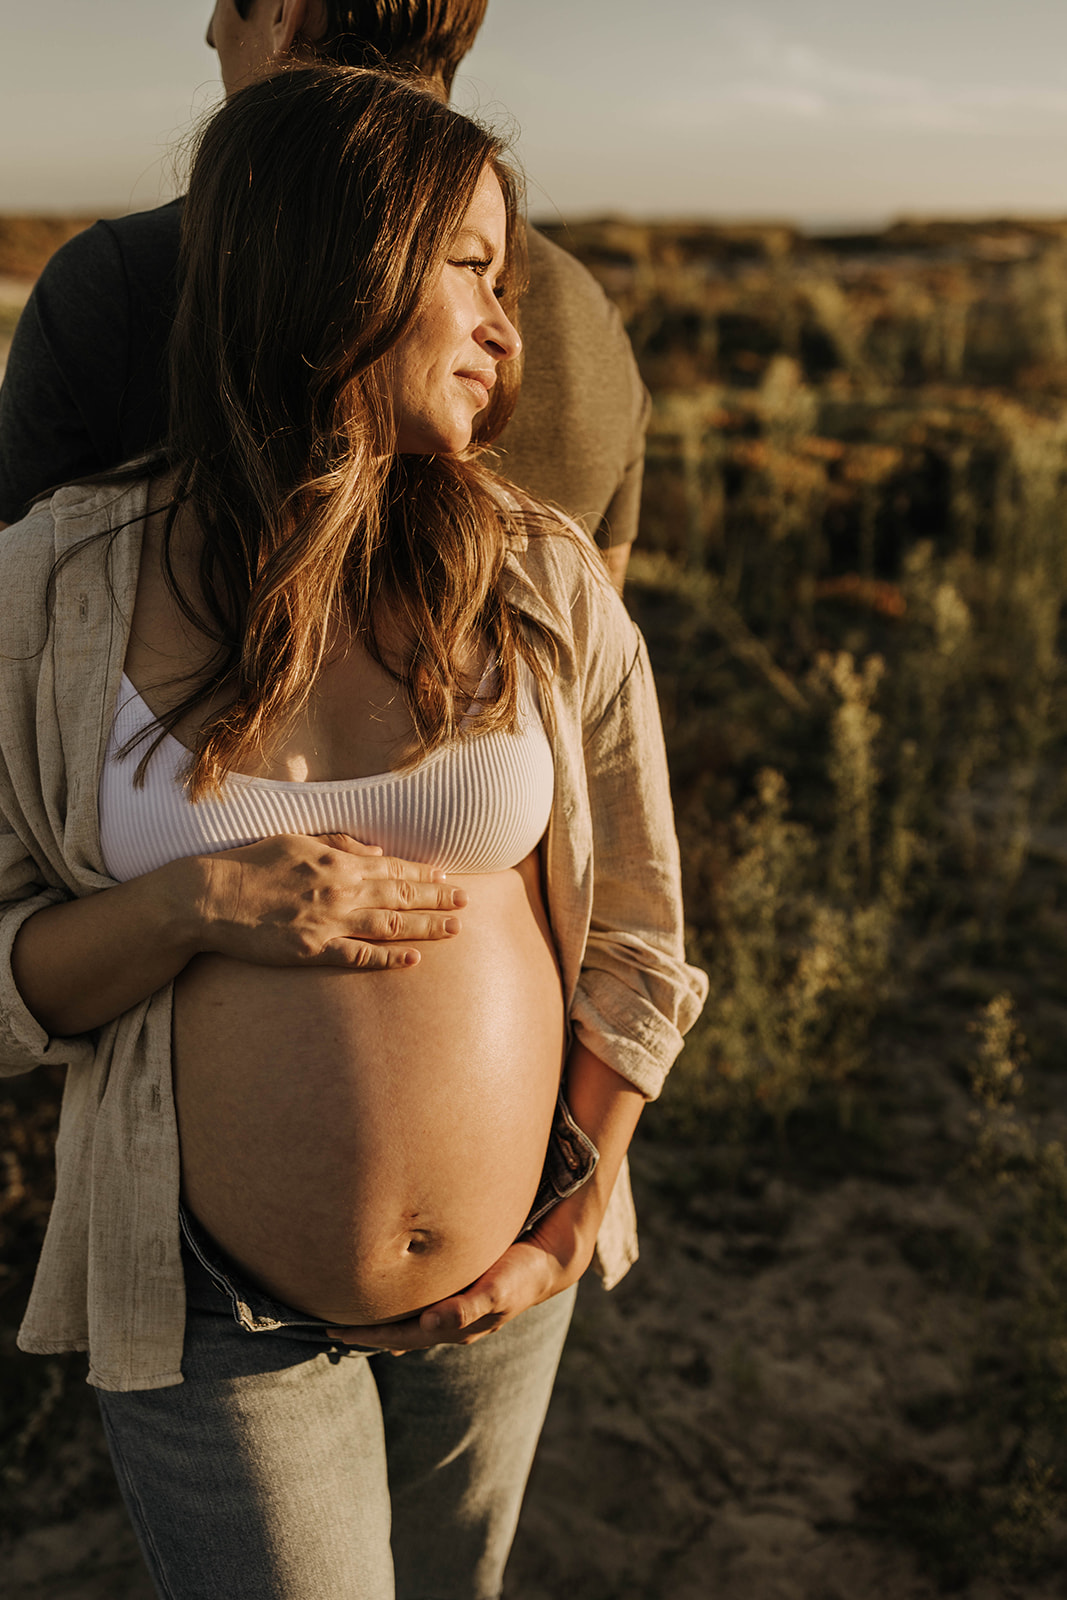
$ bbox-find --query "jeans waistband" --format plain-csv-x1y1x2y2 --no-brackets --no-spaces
519,1090,599,1233
179,1206,328,1333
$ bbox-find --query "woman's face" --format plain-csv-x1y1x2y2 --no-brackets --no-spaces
386,165,522,456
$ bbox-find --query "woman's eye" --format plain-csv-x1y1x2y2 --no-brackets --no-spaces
450,256,493,276
448,257,508,302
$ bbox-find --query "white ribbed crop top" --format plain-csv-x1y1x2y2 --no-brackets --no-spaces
99,671,555,883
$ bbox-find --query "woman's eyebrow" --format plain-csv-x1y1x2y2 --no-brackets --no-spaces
451,230,496,257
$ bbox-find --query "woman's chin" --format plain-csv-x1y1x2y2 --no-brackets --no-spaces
395,419,476,456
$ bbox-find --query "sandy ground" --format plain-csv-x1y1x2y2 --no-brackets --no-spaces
7,1028,1066,1600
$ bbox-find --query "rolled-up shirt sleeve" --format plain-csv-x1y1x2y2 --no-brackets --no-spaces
569,635,708,1098
0,831,93,1075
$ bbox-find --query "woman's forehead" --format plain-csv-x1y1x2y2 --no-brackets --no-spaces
451,166,508,246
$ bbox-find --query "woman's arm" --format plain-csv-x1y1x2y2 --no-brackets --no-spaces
326,1039,645,1351
12,832,467,1038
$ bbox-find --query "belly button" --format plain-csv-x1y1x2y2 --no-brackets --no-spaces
404,1231,433,1255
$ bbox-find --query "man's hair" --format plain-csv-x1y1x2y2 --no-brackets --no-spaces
160,64,550,800
234,0,488,93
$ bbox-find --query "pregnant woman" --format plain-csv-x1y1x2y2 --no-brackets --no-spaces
1,65,706,1600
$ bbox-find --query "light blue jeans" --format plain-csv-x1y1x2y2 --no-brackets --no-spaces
96,1090,600,1600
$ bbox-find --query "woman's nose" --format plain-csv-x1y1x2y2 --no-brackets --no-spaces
480,301,522,364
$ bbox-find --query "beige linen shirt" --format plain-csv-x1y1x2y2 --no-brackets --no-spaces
1,480,707,1392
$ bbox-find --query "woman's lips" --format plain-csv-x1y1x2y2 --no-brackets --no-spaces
455,370,494,407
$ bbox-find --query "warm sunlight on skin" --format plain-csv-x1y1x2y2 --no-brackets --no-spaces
205,0,328,97
205,0,276,95
386,166,522,455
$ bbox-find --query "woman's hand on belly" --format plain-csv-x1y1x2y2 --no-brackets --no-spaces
326,1042,647,1352
195,832,467,970
12,831,465,1038
327,1200,599,1355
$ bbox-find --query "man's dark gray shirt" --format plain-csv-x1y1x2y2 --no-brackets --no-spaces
0,201,181,519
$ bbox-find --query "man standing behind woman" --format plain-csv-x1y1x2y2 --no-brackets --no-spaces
0,0,649,590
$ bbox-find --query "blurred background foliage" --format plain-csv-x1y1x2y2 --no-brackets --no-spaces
531,214,1067,1134
548,213,1067,1583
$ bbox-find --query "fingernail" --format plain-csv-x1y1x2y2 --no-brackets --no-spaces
444,918,460,935
451,889,468,907
402,950,420,966
423,1313,442,1332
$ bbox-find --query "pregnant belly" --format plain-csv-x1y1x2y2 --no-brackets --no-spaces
172,854,565,1325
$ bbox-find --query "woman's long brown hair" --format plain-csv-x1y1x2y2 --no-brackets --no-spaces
154,63,561,799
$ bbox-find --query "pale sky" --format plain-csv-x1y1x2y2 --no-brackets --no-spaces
2,0,1067,223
